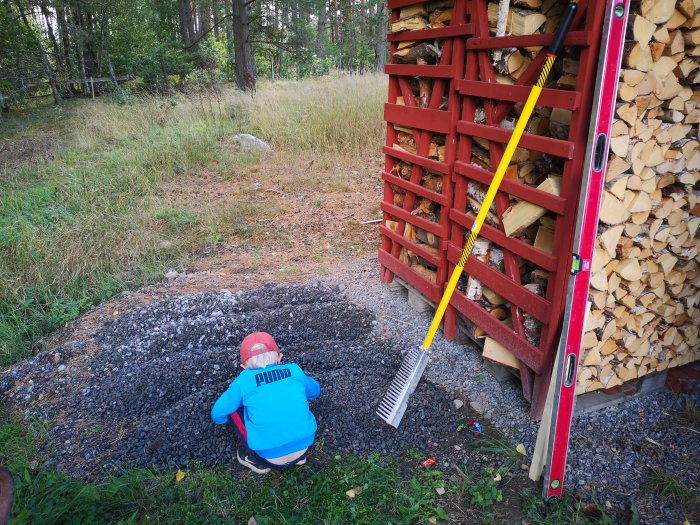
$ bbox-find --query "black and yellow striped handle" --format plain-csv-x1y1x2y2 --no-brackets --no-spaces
421,2,578,350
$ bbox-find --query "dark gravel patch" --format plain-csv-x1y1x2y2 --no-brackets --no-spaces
1,284,463,476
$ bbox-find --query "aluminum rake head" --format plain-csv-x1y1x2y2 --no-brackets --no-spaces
376,347,430,428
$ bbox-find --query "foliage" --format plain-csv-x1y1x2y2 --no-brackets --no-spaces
467,469,504,507
522,493,615,525
0,0,388,103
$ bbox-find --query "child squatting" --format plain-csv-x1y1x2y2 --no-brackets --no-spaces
211,332,321,474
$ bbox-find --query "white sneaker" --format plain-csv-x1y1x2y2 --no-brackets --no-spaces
237,450,271,474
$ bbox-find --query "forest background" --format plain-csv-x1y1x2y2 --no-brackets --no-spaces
0,0,388,105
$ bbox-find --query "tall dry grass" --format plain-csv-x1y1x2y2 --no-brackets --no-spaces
242,74,387,156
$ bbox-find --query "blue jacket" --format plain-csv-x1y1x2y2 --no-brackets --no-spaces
211,363,320,458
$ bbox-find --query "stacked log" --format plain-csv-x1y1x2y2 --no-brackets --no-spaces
575,0,700,394
391,0,454,66
386,135,445,283
486,0,572,83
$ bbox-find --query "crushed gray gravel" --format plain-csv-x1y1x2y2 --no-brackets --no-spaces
1,255,698,525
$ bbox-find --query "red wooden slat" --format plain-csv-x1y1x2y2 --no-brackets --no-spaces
382,202,447,237
466,31,592,49
388,0,431,8
453,161,567,215
379,225,441,266
379,249,441,301
446,243,551,323
382,146,450,174
457,121,575,159
385,104,452,134
382,171,449,206
385,64,455,78
448,290,545,373
457,80,581,111
387,24,474,41
448,208,557,272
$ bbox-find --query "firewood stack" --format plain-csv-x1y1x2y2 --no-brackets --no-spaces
380,0,699,412
380,0,469,299
576,0,700,395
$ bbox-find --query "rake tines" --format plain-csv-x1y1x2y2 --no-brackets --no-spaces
376,347,430,428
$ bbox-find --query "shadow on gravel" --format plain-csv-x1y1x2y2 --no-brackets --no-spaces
1,284,459,476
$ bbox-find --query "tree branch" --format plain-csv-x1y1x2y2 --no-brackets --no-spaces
183,13,233,50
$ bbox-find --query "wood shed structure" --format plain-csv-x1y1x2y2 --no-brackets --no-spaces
379,0,699,417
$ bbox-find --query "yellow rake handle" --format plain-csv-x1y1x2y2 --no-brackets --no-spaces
421,54,559,351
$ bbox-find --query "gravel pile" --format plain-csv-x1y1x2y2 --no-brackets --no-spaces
2,256,698,524
1,284,466,476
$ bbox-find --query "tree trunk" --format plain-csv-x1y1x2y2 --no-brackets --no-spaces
40,1,67,81
160,50,170,89
375,0,387,73
198,1,210,40
211,2,219,39
56,0,75,96
108,58,119,88
15,0,61,104
279,1,287,77
0,91,9,112
317,0,327,55
178,0,196,47
231,0,256,91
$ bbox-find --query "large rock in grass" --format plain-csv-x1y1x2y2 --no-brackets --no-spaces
231,134,273,153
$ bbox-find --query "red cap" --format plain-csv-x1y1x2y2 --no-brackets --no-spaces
240,332,280,364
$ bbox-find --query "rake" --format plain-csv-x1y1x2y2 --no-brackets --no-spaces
377,1,579,428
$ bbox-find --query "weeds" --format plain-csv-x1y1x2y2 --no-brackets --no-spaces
644,467,694,504
246,75,386,156
470,434,524,472
522,493,614,525
681,400,699,425
0,406,449,524
467,469,504,507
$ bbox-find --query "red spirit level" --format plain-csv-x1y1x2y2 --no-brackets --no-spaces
539,0,630,503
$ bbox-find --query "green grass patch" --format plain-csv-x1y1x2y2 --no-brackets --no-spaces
522,493,615,525
644,467,694,505
0,406,449,525
681,400,699,425
0,96,255,366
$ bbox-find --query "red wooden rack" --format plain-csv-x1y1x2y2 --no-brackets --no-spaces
379,0,609,417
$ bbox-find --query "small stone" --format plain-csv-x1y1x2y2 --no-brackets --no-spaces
435,487,446,496
165,270,179,281
470,399,485,414
453,399,464,409
213,364,220,371
58,365,66,372
158,241,174,250
52,353,61,364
